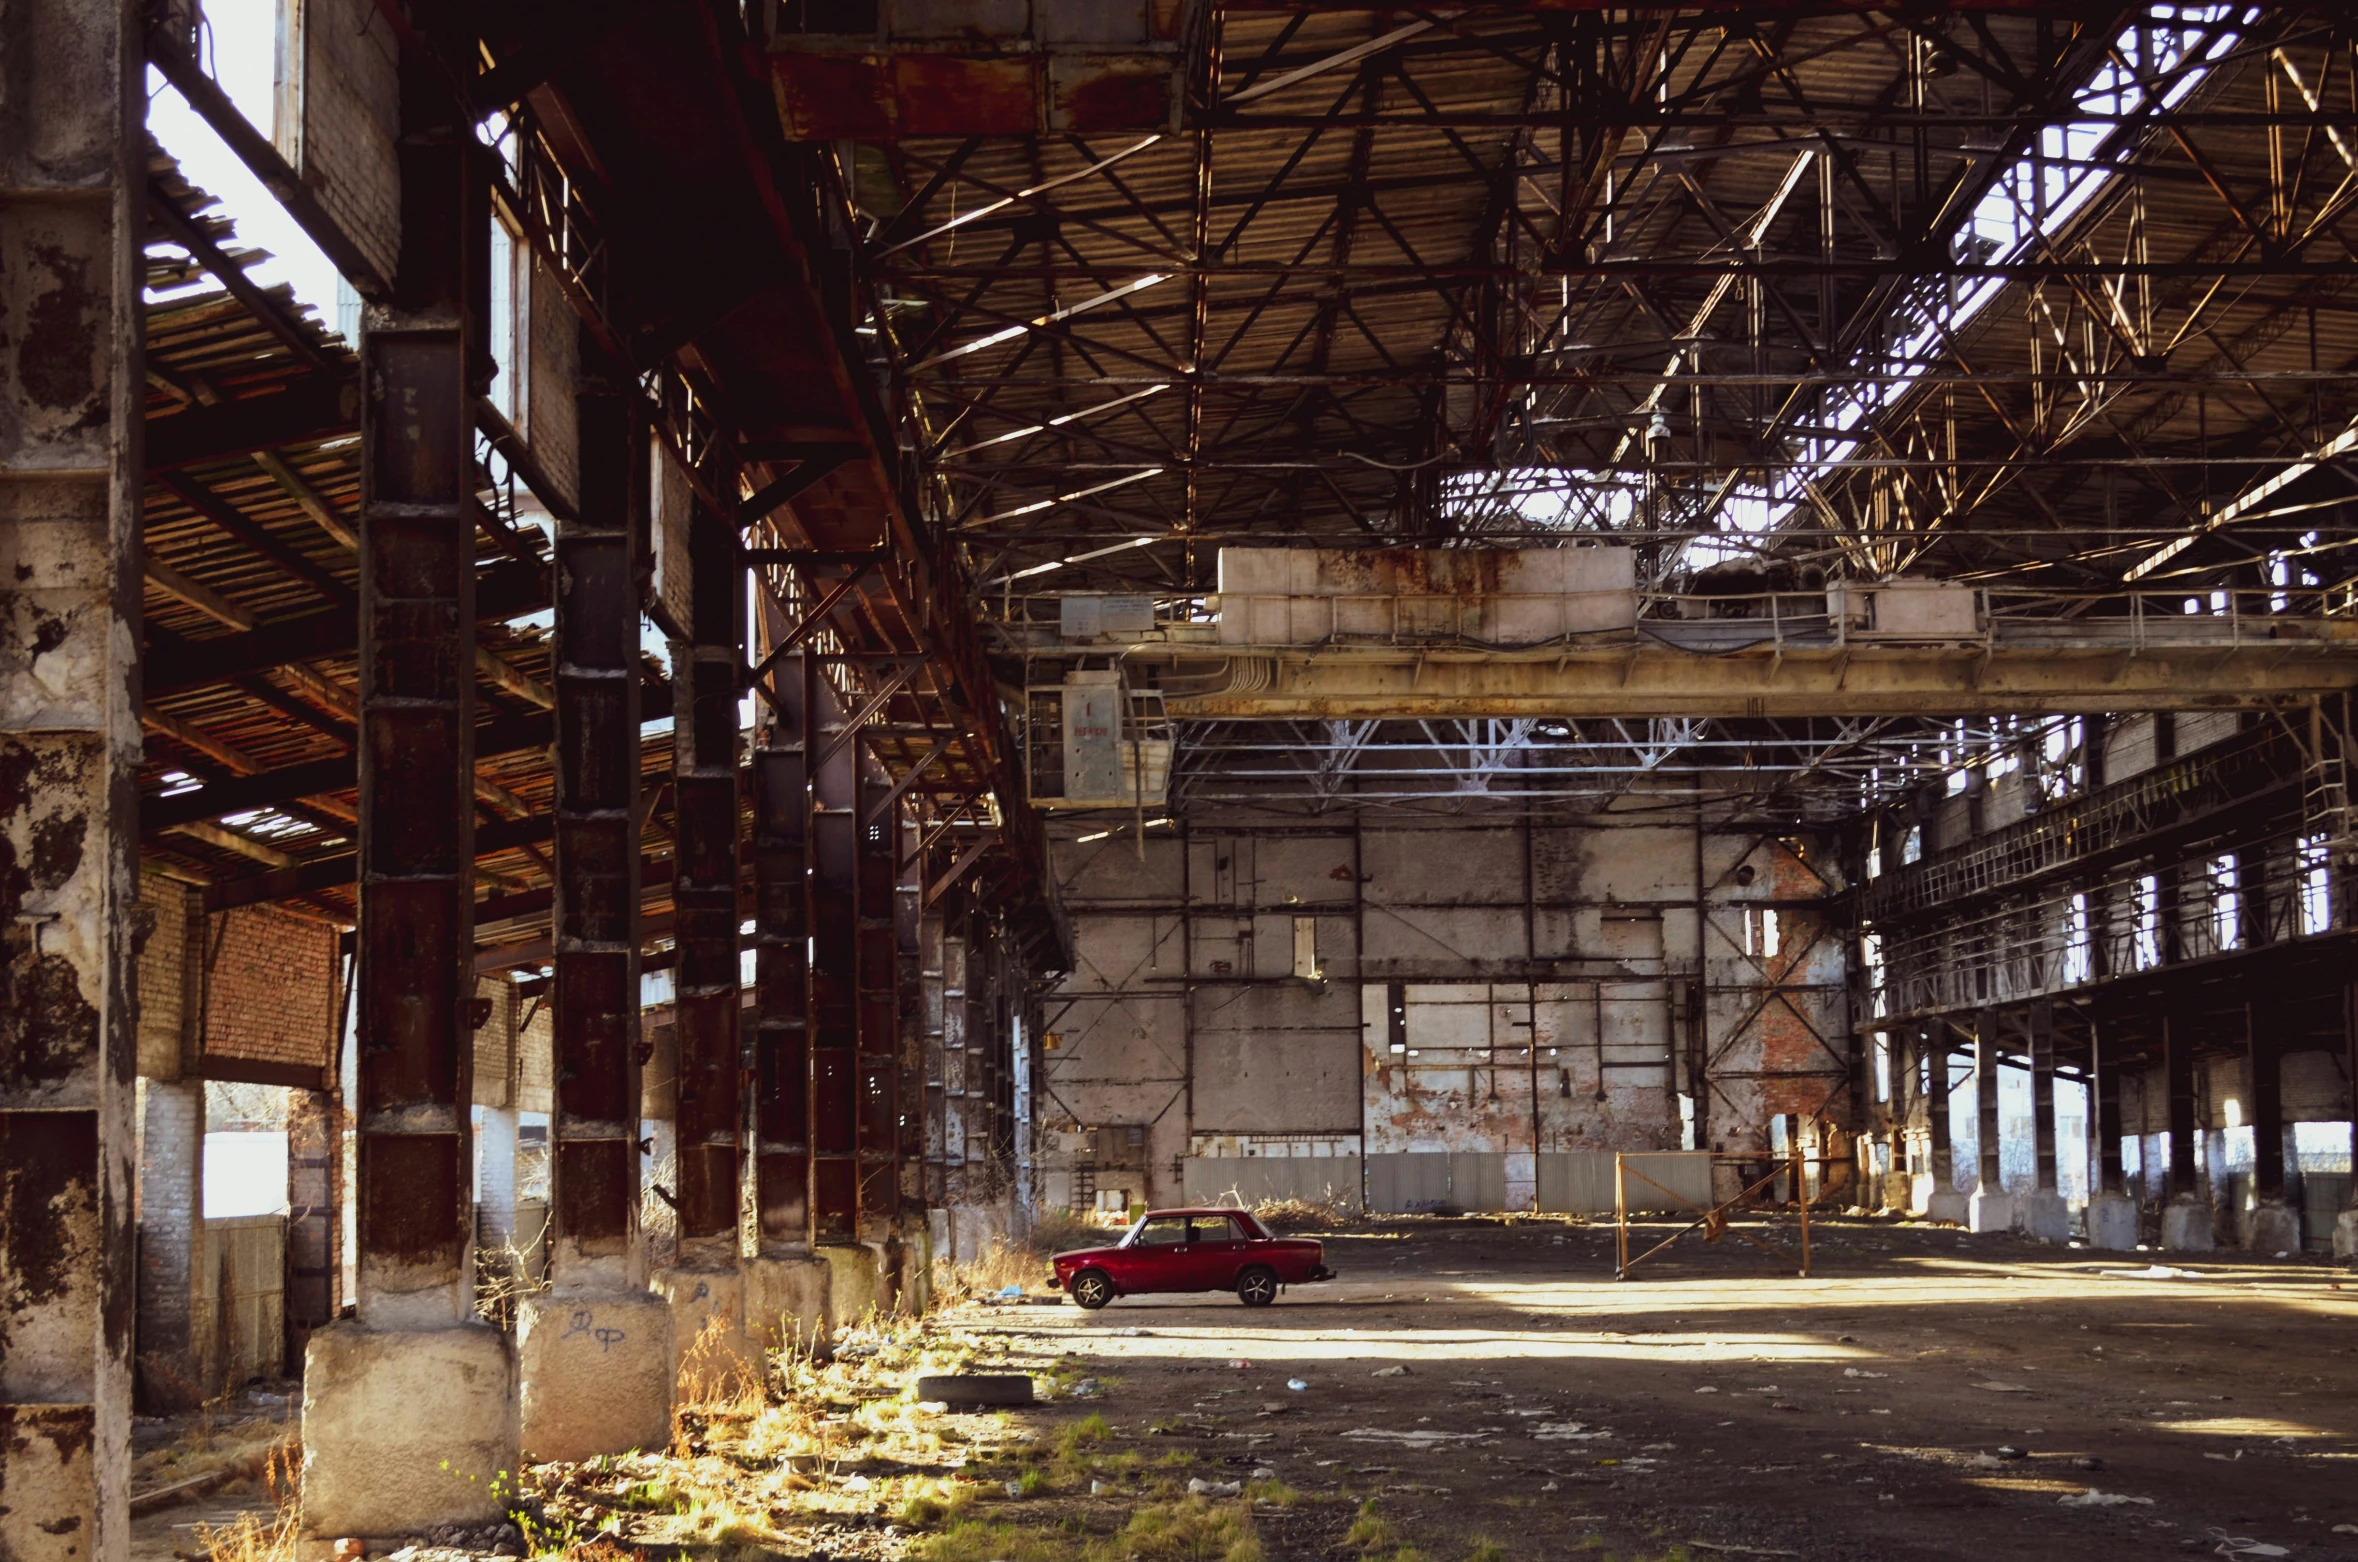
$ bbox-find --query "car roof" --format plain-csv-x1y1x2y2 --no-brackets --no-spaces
1139,1207,1261,1219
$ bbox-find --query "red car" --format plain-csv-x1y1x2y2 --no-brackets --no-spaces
1051,1208,1334,1309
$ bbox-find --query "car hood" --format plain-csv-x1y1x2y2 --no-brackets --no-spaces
1053,1245,1125,1266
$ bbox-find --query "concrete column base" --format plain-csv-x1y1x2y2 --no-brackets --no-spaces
1923,1187,1969,1224
2245,1201,2302,1256
2085,1192,2139,1250
902,1225,934,1314
299,1320,517,1541
2161,1195,2215,1252
2019,1189,2071,1243
1878,1171,1913,1213
518,1292,674,1462
1966,1188,2014,1234
818,1244,883,1327
650,1268,762,1401
2334,1208,2358,1261
745,1256,831,1353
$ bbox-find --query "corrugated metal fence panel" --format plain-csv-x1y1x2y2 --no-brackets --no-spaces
1365,1152,1506,1213
1538,1151,1714,1213
204,1215,284,1386
1182,1157,1364,1211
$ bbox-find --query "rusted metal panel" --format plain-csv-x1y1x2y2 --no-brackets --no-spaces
671,487,743,1259
549,344,643,1280
751,654,810,1251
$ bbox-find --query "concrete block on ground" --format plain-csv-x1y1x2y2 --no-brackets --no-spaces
650,1267,762,1400
2019,1189,2071,1243
2161,1195,2215,1252
2245,1202,2301,1257
1966,1188,2014,1234
2085,1192,2138,1251
819,1245,882,1328
2335,1208,2358,1261
300,1320,518,1540
902,1225,933,1315
1922,1183,1968,1224
745,1255,830,1352
518,1291,673,1462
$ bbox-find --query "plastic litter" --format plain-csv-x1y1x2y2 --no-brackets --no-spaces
1229,1360,1252,1369
842,1475,873,1492
1187,1479,1243,1498
1973,1381,2031,1393
1003,1482,1025,1499
1842,1368,1887,1379
2100,1264,2204,1280
1250,1467,1277,1481
998,1284,1024,1297
2207,1534,2289,1558
1371,1365,1411,1378
1090,1480,1108,1495
1693,1386,1719,1394
1069,1378,1104,1398
1286,1378,1309,1392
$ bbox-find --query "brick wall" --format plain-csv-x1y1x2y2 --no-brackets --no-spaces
516,984,554,1115
278,0,400,288
526,254,580,512
473,975,517,1108
198,904,340,1074
137,872,199,1080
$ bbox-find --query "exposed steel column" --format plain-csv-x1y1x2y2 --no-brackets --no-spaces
856,775,902,1243
671,475,744,1264
0,0,141,1553
2165,1013,2199,1202
809,651,858,1241
1974,1010,2003,1200
549,342,643,1282
751,646,810,1250
353,37,485,1328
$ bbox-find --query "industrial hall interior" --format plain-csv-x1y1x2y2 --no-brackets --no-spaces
11,3,2358,1561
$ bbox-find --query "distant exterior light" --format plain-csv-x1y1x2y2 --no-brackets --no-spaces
1074,829,1112,843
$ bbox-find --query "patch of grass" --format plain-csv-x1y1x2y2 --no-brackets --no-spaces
914,1518,1080,1562
1347,1501,1396,1551
1115,1496,1264,1562
1246,1480,1300,1507
1462,1540,1508,1562
1058,1413,1112,1456
1017,1466,1051,1497
1389,1548,1431,1562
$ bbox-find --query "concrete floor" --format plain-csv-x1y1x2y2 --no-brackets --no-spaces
973,1216,2358,1562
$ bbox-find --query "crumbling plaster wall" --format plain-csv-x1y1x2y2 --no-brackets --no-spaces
1039,802,1845,1213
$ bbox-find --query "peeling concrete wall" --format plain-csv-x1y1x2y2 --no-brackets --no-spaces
1039,804,1843,1215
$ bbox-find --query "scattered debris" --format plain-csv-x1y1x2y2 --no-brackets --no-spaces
1187,1478,1244,1497
1286,1378,1309,1392
2207,1532,2289,1558
1842,1368,1888,1379
2058,1489,2153,1509
1371,1364,1411,1377
1974,1381,2032,1393
915,1373,1036,1407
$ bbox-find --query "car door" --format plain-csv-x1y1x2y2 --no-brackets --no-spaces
1122,1214,1192,1291
1185,1215,1248,1290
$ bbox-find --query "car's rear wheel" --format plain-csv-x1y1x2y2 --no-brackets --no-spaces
1071,1268,1117,1310
1236,1266,1279,1307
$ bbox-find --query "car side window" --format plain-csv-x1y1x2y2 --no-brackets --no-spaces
1134,1216,1189,1246
1201,1216,1246,1243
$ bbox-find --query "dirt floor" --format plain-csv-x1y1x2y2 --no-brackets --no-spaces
139,1214,2358,1562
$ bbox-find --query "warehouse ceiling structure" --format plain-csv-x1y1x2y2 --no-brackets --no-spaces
14,4,2358,1557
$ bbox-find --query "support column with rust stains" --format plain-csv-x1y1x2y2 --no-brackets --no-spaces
652,460,757,1385
0,3,141,1554
1966,1009,2012,1234
856,774,905,1302
517,335,669,1460
808,651,868,1306
299,24,519,1542
744,628,828,1348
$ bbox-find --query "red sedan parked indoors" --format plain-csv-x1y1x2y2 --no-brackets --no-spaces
1051,1207,1334,1309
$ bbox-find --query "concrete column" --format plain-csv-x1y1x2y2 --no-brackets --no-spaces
1968,1011,2013,1233
137,1081,210,1408
2021,1001,2069,1241
285,1086,340,1366
654,445,755,1394
301,28,518,1543
2085,1012,2136,1249
0,4,141,1555
2245,1011,2299,1255
744,623,827,1354
2160,1013,2213,1251
1924,1027,1968,1223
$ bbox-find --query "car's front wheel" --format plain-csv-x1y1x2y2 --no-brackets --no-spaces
1071,1268,1117,1310
1236,1266,1278,1307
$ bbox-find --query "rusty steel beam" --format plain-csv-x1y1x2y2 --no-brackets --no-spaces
855,774,902,1243
350,105,483,1327
670,468,744,1262
750,651,810,1252
0,1,141,1555
808,652,859,1243
548,335,644,1282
